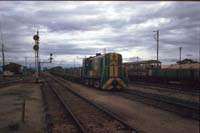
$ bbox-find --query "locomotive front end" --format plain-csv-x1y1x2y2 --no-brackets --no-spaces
101,53,128,90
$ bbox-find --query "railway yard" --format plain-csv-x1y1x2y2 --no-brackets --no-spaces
0,73,199,133
1,1,200,133
1,32,199,133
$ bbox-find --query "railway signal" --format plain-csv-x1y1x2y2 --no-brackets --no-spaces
50,53,53,63
33,30,40,83
39,53,53,75
33,34,39,41
33,44,39,51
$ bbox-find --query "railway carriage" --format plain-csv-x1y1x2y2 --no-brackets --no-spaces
64,67,82,81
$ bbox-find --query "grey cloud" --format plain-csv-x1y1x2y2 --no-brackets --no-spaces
0,1,199,66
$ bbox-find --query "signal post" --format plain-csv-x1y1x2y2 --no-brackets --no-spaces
33,30,39,83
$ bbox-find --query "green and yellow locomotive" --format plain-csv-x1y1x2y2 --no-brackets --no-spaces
49,52,128,90
82,53,128,90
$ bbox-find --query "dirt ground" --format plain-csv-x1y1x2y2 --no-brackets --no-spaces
0,83,44,133
128,84,199,103
1,76,198,133
62,80,199,133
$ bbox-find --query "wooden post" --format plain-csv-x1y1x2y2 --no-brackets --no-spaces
22,98,25,123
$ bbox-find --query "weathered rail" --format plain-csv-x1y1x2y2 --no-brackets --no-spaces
0,79,22,88
41,80,85,133
44,74,137,133
47,72,200,121
116,89,200,120
129,81,200,94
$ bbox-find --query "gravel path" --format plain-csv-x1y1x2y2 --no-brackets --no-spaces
0,83,44,133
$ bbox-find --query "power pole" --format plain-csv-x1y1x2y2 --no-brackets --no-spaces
198,26,200,78
0,22,5,79
153,30,159,66
24,57,27,68
74,58,75,68
136,56,139,78
179,47,182,63
1,39,5,75
103,48,106,54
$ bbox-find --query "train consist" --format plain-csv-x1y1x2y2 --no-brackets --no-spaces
50,53,128,90
50,53,199,89
123,60,200,87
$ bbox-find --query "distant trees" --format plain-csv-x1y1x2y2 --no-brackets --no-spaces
43,67,49,71
5,62,22,74
176,59,198,64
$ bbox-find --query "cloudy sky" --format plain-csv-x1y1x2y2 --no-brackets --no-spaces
0,1,199,67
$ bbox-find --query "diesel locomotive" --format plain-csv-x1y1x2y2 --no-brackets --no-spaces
50,53,128,90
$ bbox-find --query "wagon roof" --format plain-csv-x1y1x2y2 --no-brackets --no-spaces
123,60,161,65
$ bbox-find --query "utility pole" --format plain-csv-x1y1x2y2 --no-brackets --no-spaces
136,56,139,79
0,22,5,79
153,30,159,66
24,57,27,68
179,47,182,63
103,48,106,54
198,26,200,78
74,58,75,68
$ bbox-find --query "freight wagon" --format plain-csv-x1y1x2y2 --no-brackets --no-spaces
123,60,161,81
149,69,200,86
123,60,200,87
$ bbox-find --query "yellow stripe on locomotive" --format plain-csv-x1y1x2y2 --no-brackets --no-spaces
82,53,128,90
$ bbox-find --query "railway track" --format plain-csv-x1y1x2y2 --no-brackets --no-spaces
115,89,200,120
41,80,84,133
130,81,200,95
49,73,200,120
0,79,22,88
43,75,137,133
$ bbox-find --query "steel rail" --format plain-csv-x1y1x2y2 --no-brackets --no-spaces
118,89,200,120
47,73,199,120
49,75,137,133
45,79,87,133
130,81,200,94
125,89,199,111
0,79,22,88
